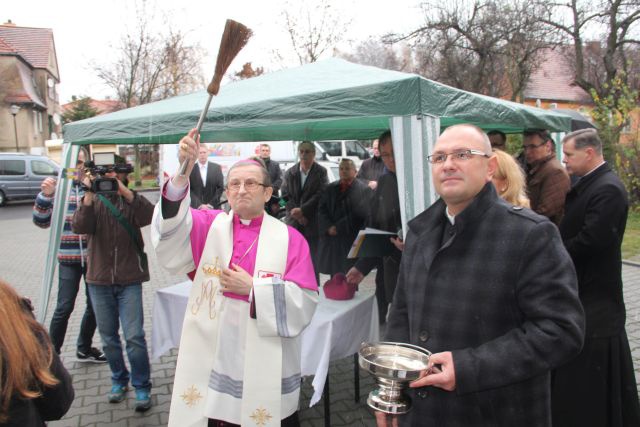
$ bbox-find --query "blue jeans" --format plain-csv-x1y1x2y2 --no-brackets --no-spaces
49,263,97,354
88,283,151,391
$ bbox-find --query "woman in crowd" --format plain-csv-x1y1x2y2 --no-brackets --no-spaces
492,148,530,208
0,280,74,426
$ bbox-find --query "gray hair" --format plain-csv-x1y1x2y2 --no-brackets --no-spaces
562,128,602,155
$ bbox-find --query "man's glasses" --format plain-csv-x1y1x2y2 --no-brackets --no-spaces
227,179,266,192
523,141,547,150
427,149,490,164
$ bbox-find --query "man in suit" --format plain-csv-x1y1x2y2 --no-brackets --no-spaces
378,124,584,427
189,143,224,210
552,129,640,426
281,141,328,279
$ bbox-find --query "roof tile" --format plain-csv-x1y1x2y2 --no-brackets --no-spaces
525,47,592,103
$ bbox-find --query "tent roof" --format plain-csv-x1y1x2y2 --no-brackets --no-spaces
63,58,571,145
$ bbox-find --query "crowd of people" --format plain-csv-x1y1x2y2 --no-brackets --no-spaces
1,124,638,427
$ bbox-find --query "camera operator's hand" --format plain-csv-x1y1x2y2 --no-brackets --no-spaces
41,177,57,197
81,175,94,206
173,128,199,188
116,177,135,203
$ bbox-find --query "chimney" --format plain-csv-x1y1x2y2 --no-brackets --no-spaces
3,19,16,26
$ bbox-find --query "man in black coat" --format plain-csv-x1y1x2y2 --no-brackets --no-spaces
189,143,224,210
357,138,385,190
281,141,329,279
259,143,283,195
347,131,403,322
552,129,640,426
317,159,370,276
378,124,584,427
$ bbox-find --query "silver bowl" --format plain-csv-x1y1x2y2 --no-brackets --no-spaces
359,342,431,414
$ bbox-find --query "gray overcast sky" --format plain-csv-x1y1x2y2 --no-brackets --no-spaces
4,0,424,104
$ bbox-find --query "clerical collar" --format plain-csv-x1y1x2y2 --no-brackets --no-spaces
445,207,455,225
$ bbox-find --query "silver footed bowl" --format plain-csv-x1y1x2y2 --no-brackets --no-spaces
359,341,431,414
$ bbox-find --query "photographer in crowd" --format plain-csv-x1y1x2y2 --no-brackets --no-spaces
71,154,154,412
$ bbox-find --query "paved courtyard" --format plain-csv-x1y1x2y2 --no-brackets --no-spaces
0,194,639,426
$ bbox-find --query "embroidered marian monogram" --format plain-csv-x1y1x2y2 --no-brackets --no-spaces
249,407,273,426
191,279,220,319
181,385,203,407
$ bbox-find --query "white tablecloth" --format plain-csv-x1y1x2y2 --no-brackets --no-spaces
151,281,379,406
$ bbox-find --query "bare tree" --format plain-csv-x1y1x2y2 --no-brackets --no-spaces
538,0,640,147
386,0,553,100
280,0,351,64
94,2,204,108
338,38,414,72
92,1,205,184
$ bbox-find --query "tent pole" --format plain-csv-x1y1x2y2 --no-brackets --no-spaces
38,143,76,323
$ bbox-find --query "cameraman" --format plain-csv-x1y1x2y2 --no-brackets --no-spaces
72,163,154,412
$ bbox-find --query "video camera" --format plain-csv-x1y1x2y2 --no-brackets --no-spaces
83,152,134,194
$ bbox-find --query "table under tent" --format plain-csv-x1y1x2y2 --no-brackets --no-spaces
39,58,572,320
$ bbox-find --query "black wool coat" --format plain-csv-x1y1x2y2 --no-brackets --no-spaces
386,183,585,427
281,161,329,241
559,162,629,337
263,158,283,195
189,161,224,209
317,179,370,275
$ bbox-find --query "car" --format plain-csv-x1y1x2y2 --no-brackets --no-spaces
313,140,371,168
0,153,60,206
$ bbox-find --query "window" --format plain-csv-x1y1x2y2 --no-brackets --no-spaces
622,117,632,134
345,141,369,159
549,103,558,109
31,160,58,176
0,160,26,175
317,141,342,157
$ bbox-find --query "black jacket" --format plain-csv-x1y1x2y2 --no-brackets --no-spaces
386,183,584,426
263,158,283,195
317,179,370,275
356,156,385,183
189,161,224,209
559,162,628,337
281,162,328,240
354,171,402,275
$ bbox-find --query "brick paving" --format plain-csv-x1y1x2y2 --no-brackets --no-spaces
1,194,638,426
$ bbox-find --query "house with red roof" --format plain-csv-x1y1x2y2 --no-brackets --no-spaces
0,20,62,153
523,46,639,144
61,98,125,117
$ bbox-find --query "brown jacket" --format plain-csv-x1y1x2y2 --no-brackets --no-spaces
526,154,570,226
72,191,154,285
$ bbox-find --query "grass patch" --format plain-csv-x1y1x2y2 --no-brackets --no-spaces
623,209,640,260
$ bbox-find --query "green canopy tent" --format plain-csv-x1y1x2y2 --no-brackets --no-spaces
39,58,572,321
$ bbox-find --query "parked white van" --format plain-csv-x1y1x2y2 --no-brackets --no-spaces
313,140,371,168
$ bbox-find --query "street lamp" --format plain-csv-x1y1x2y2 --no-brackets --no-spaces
10,104,20,152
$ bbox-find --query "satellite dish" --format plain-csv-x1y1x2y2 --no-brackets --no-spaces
53,113,61,125
51,132,58,140
47,78,55,88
